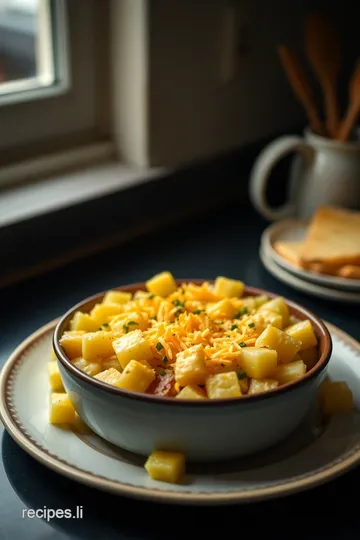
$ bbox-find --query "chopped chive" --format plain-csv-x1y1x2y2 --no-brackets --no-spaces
162,356,167,364
237,370,247,380
172,299,185,308
156,342,164,351
102,322,109,327
235,306,248,318
248,322,255,328
193,309,205,315
148,294,155,299
151,316,157,321
239,342,247,348
159,370,166,376
230,324,238,331
128,321,138,326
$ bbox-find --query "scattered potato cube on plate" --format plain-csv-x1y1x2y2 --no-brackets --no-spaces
319,380,354,416
102,290,132,305
49,393,76,424
48,361,65,392
60,332,85,360
241,347,278,379
72,357,102,376
145,450,185,484
94,367,124,387
258,297,290,326
214,276,244,298
299,347,319,370
207,298,236,320
275,359,306,384
112,329,153,369
176,385,206,399
175,344,208,386
285,320,317,350
90,303,123,326
146,271,177,297
256,325,301,363
82,331,115,362
248,379,279,394
70,311,99,333
116,360,155,392
206,371,241,399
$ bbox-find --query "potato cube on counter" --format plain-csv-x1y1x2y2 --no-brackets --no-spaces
259,297,290,326
102,290,132,305
275,360,306,385
60,331,85,360
48,361,65,392
49,393,76,424
214,276,244,298
285,320,317,350
174,344,208,386
248,379,279,394
176,385,206,399
72,357,102,376
319,380,354,416
206,371,241,399
206,298,236,320
255,325,301,363
82,331,115,362
299,347,318,370
90,303,123,326
241,347,278,379
146,271,177,297
144,451,185,484
112,329,153,369
70,311,99,333
116,360,155,392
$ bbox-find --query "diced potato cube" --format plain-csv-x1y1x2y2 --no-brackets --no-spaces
146,271,177,297
90,303,123,326
254,295,269,307
255,325,301,363
102,290,132,305
206,371,241,399
241,347,278,379
49,393,76,424
176,385,206,399
116,360,155,392
275,360,306,385
248,379,279,394
70,311,99,333
82,331,115,362
110,312,148,333
258,297,290,326
174,344,208,386
48,361,65,392
285,319,317,350
289,315,301,325
95,367,124,387
214,276,244,298
319,380,354,416
207,298,236,320
240,296,256,311
144,451,185,484
72,357,102,376
299,347,318,370
60,332,85,360
112,329,153,369
102,356,122,372
259,310,283,329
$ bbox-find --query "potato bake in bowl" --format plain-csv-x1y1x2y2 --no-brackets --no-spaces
53,273,332,462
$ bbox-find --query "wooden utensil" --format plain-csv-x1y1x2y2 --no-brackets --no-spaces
337,59,360,141
277,45,326,137
305,12,341,138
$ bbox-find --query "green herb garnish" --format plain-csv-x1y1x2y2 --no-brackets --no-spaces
230,324,238,331
237,370,247,380
162,356,167,364
193,309,205,315
172,299,185,308
148,294,155,299
159,370,166,376
248,322,255,328
239,342,247,348
151,316,157,321
234,306,248,318
156,342,164,351
123,321,139,333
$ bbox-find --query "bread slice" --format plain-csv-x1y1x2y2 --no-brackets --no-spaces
274,241,303,266
299,206,360,265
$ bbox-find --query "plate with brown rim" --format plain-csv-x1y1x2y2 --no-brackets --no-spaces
1,320,360,505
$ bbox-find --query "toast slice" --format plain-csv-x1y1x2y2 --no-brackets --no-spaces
299,206,360,265
274,241,303,266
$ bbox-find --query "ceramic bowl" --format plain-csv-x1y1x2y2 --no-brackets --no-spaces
53,281,332,462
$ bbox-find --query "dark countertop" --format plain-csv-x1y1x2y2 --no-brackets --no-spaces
0,202,359,539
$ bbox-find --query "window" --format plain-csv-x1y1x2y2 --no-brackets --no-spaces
0,0,111,167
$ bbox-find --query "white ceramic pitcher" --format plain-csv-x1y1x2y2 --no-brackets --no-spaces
249,128,360,221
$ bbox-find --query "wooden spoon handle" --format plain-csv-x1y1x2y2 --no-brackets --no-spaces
324,83,339,137
278,46,327,137
337,102,360,141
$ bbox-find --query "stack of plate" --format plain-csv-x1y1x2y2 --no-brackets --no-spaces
260,219,360,303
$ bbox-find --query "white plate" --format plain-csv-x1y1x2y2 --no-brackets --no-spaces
260,248,360,304
1,321,360,505
261,219,360,291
